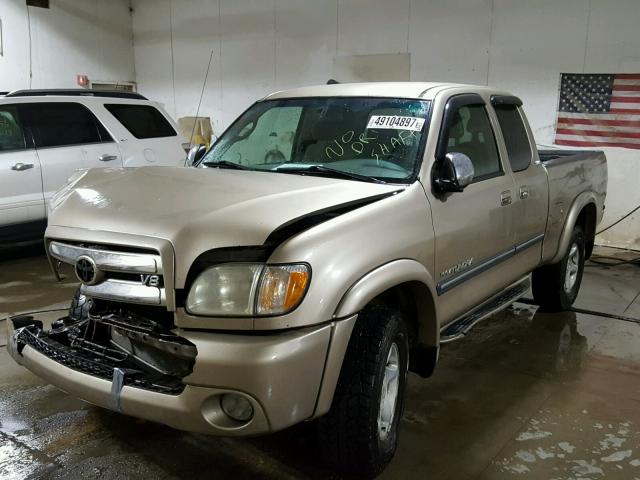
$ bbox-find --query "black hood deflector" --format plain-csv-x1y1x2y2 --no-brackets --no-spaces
264,190,403,247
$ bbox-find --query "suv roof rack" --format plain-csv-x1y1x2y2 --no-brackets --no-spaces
5,89,148,100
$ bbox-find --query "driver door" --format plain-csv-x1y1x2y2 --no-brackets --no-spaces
429,94,517,324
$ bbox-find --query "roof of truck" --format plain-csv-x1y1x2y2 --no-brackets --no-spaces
263,82,499,101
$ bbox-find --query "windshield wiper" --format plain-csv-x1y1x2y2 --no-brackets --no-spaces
202,160,251,170
275,165,386,184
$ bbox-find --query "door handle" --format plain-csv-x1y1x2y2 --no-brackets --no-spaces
11,163,34,171
99,154,118,162
500,190,512,206
519,186,530,199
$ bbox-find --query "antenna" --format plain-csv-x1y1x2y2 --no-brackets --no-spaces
185,49,215,167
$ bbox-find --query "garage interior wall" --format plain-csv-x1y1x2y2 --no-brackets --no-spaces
1,1,637,251
0,0,135,91
132,0,639,251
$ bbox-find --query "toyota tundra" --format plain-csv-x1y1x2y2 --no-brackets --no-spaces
6,82,607,477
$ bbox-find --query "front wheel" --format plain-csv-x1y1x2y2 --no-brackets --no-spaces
532,225,585,312
317,304,409,478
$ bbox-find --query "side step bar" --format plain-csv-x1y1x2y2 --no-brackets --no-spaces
440,276,531,344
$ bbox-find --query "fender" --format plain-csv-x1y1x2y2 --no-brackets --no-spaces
549,191,598,264
334,259,439,347
314,261,438,417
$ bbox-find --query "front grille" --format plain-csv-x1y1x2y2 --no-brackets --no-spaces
49,240,168,307
17,327,185,395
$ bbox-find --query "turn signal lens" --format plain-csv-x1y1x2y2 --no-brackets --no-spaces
257,264,310,315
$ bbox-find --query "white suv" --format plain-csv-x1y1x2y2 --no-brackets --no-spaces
0,89,187,244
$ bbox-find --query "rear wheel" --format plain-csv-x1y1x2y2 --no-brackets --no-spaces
532,225,585,312
318,304,409,478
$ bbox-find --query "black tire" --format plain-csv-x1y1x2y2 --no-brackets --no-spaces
532,225,585,312
318,304,409,478
68,287,91,321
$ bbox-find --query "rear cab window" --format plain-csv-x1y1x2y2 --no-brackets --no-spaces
105,104,177,139
494,105,532,172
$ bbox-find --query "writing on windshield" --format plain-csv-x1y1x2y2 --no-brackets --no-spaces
202,97,430,183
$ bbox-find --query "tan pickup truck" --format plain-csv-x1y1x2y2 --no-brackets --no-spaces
7,82,607,477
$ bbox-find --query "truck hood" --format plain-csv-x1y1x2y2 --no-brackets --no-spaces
49,166,402,250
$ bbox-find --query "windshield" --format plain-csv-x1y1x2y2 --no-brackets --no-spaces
200,97,431,183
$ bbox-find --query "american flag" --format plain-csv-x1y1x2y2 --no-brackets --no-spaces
555,73,640,150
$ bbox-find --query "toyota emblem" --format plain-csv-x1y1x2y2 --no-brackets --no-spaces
75,255,99,285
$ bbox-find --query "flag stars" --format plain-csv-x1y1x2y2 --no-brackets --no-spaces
558,72,617,114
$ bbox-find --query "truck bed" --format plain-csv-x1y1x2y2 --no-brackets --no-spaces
538,149,604,164
538,149,607,263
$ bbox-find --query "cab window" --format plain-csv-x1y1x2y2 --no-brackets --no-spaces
446,105,501,180
494,105,532,172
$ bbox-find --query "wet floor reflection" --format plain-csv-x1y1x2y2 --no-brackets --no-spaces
1,302,639,479
1,250,640,479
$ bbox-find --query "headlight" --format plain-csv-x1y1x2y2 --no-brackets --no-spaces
186,263,310,317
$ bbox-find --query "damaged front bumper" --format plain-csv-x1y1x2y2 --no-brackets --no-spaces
7,312,356,435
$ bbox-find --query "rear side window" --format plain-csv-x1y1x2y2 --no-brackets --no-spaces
105,104,177,139
20,102,113,148
0,105,31,152
494,105,532,172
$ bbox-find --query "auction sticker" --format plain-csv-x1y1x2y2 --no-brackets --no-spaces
367,115,425,131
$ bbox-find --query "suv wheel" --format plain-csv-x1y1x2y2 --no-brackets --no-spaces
532,225,585,312
318,303,409,478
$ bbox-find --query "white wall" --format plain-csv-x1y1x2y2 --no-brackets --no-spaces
130,2,640,249
0,0,135,91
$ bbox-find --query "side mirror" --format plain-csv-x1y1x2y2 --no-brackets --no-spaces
433,152,474,194
186,144,207,166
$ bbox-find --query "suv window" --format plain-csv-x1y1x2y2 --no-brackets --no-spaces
494,105,531,172
20,102,112,148
105,104,177,139
446,105,501,180
0,105,31,152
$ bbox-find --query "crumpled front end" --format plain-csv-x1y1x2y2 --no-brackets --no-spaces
9,310,196,396
5,221,357,435
6,306,347,435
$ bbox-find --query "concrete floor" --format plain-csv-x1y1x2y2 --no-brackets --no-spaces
1,246,640,479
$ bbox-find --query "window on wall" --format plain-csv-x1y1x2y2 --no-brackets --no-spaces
494,105,532,172
105,104,177,139
446,105,502,180
0,105,30,152
20,102,112,148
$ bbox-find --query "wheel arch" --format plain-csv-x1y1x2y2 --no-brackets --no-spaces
334,259,439,378
576,202,598,259
550,192,598,264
